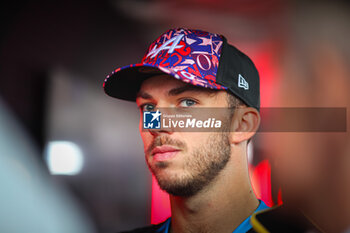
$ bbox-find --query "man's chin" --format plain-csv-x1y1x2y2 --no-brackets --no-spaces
153,173,203,197
158,181,203,197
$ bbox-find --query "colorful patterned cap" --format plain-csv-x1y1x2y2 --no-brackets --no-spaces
103,28,260,110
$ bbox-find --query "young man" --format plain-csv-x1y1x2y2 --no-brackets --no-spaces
104,28,268,233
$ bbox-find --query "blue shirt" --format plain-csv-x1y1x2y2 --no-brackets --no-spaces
156,200,269,233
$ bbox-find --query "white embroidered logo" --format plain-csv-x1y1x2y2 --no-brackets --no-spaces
238,74,249,90
146,34,184,59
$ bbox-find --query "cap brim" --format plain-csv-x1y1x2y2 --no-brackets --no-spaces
104,62,230,102
104,64,178,101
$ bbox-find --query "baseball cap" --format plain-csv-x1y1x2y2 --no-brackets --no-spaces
103,28,260,111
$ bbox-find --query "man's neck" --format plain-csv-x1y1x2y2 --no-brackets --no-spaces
168,152,259,233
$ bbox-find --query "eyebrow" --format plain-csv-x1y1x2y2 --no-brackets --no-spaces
137,85,214,100
136,91,153,99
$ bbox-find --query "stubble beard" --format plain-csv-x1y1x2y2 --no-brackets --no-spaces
146,132,231,197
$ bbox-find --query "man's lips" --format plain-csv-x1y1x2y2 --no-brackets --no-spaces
151,145,180,161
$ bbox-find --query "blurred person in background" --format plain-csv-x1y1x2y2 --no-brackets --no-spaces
104,28,269,233
258,1,350,233
0,99,95,233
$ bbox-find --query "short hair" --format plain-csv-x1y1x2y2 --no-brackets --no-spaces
226,92,245,109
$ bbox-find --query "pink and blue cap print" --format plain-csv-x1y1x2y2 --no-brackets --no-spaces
140,28,227,90
103,28,260,110
103,28,227,99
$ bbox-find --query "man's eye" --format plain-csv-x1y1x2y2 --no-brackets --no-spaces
179,99,197,107
140,103,155,112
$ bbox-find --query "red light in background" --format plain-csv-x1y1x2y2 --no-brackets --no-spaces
277,188,283,205
151,176,171,224
250,160,273,207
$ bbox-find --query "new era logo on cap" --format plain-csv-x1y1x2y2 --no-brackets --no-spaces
238,74,249,90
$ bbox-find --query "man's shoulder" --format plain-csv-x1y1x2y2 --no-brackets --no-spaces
118,219,169,233
250,205,322,233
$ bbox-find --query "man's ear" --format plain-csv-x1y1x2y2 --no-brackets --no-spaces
229,107,260,144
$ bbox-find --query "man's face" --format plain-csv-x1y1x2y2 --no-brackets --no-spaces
136,75,232,196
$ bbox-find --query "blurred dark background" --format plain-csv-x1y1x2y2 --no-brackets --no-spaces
1,0,349,232
1,1,152,232
0,1,284,232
